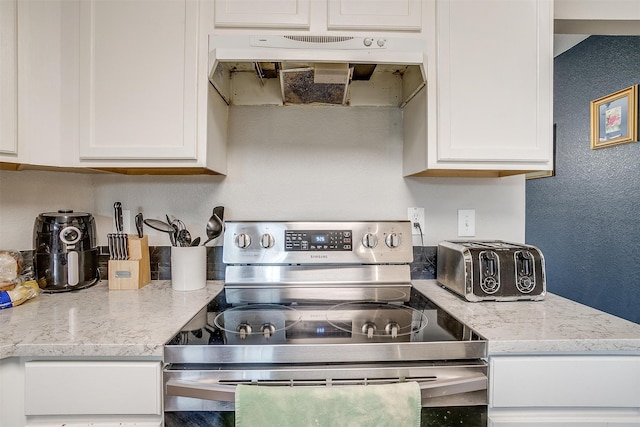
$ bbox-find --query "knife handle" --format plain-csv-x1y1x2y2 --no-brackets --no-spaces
114,202,123,233
135,213,144,238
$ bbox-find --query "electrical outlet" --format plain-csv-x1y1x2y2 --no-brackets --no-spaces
458,209,475,237
408,207,425,236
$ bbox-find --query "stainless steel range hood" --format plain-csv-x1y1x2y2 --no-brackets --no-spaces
208,35,427,107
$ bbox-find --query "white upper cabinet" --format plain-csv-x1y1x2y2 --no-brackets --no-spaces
78,0,198,161
75,0,226,174
213,0,422,33
327,0,421,31
404,0,554,176
79,0,226,174
555,0,640,20
215,0,310,29
2,0,75,169
437,0,552,163
0,0,18,159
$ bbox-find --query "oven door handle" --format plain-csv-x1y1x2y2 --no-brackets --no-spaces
418,376,487,398
166,375,487,404
167,379,236,402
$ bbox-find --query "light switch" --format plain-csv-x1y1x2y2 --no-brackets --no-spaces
458,209,475,237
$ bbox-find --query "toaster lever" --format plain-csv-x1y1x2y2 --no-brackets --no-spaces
481,252,497,276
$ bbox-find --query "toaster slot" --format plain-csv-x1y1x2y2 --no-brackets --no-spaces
514,250,536,293
479,251,500,295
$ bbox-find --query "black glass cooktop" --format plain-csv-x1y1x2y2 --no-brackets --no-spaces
166,287,482,347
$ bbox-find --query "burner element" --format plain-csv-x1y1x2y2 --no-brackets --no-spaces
326,301,429,341
214,304,302,344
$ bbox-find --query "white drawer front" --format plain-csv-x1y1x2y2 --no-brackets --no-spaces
25,361,162,416
490,356,640,408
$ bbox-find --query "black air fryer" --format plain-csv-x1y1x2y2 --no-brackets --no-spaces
33,210,100,292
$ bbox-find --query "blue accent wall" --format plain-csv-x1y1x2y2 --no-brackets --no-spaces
526,36,640,324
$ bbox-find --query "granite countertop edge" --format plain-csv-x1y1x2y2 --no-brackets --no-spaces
412,280,640,355
1,279,639,360
0,280,224,360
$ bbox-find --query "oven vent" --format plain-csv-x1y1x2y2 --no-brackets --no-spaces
284,35,355,44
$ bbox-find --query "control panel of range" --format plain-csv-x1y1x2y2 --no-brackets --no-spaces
285,230,352,251
223,221,413,265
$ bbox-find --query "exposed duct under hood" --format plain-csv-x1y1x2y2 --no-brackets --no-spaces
208,35,427,107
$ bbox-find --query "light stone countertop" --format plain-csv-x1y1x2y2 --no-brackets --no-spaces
413,280,640,355
0,280,223,359
1,279,639,360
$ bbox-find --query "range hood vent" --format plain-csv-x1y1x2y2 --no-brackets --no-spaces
208,35,427,107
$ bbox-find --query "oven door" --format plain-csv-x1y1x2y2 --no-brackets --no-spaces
164,361,488,427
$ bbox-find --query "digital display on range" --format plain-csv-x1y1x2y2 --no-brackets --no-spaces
285,230,352,251
312,234,327,244
285,321,351,339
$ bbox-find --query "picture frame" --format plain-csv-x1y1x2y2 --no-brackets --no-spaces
590,85,639,149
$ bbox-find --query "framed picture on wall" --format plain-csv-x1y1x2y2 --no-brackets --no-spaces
590,85,639,149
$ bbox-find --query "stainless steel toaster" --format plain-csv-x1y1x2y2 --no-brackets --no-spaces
437,240,546,302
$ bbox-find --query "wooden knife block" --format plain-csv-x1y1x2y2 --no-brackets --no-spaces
108,235,151,290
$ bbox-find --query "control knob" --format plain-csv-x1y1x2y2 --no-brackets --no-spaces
376,38,386,47
361,322,377,339
363,37,374,47
385,322,400,339
362,233,378,248
260,233,275,249
385,232,400,248
237,323,252,340
261,323,276,339
235,233,251,249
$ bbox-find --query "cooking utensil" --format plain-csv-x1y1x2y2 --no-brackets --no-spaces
202,206,224,246
177,228,192,247
144,218,177,246
135,213,144,238
144,219,175,232
190,237,201,247
114,202,123,233
166,214,177,246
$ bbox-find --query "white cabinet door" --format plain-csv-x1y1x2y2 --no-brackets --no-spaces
404,0,553,176
327,0,421,30
24,361,162,416
490,356,640,408
434,0,552,166
0,0,18,157
488,355,640,426
555,0,640,20
78,0,198,160
489,412,640,426
214,0,310,28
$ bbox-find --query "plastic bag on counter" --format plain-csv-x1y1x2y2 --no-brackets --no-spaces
0,250,40,310
0,250,24,290
0,280,40,310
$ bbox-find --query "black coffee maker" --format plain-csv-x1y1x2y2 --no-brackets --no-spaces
33,210,100,292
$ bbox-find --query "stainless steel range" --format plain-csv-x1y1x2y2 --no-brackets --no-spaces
164,221,488,426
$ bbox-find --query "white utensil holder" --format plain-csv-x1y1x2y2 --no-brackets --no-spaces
171,246,206,291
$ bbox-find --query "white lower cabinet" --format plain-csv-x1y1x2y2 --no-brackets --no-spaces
488,355,640,426
0,359,163,427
